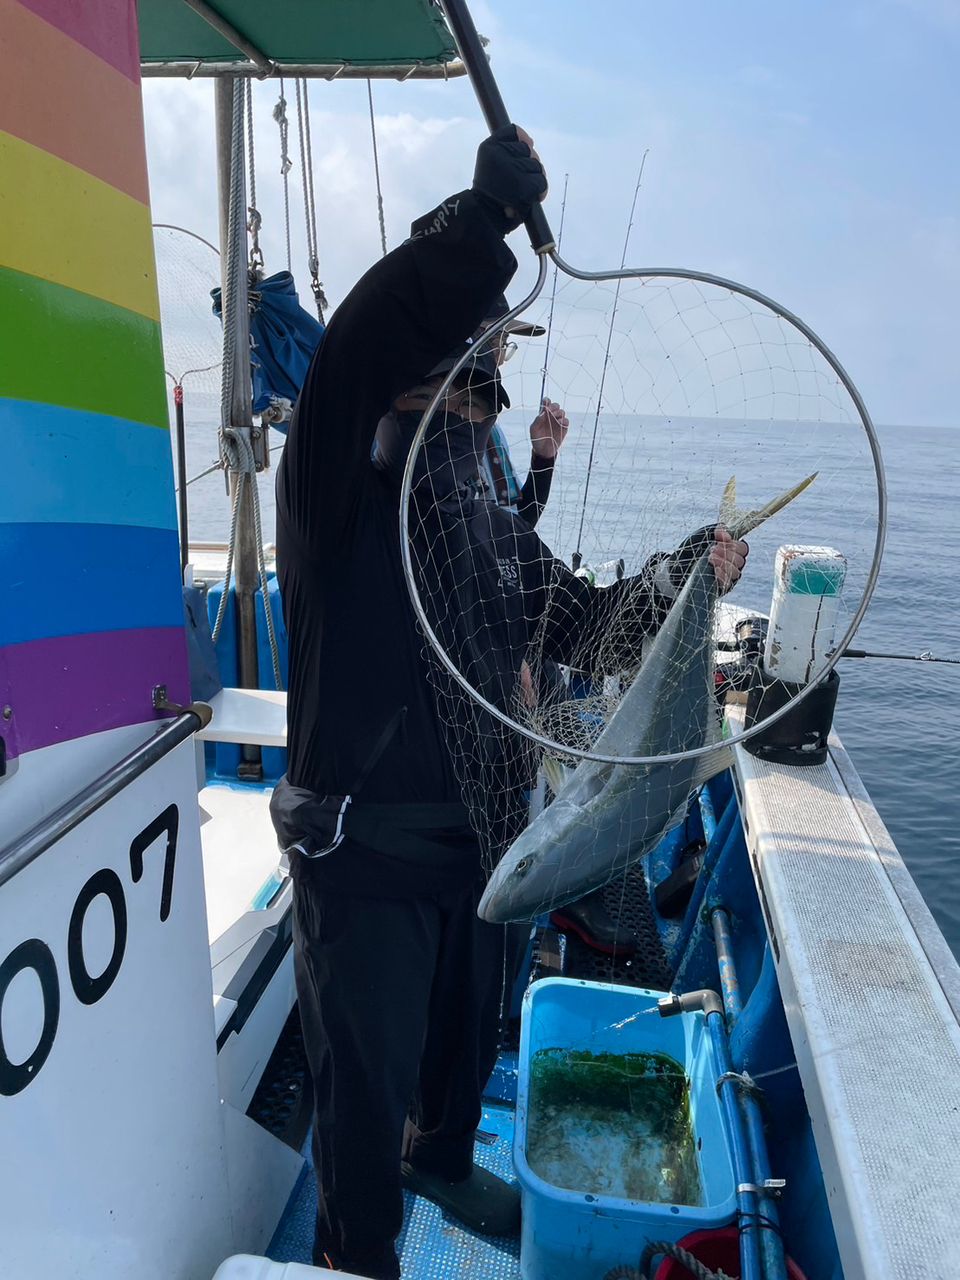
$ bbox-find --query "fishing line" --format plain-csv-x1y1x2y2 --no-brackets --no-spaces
573,151,649,569
538,172,569,408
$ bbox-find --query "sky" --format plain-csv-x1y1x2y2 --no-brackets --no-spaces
143,0,960,429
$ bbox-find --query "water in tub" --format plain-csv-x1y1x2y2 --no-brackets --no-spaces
526,1048,702,1205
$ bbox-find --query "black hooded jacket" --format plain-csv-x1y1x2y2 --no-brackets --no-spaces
275,190,674,886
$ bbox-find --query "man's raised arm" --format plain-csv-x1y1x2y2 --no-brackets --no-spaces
279,127,547,545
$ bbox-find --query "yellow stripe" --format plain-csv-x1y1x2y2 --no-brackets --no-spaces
0,131,160,322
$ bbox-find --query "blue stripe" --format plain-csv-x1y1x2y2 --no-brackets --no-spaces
2,523,184,645
4,398,177,530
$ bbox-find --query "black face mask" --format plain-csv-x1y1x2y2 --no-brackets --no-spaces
372,408,495,502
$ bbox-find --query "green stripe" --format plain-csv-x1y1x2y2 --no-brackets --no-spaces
0,267,168,429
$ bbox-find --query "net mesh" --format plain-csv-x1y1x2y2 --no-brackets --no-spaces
153,224,223,392
403,270,881,919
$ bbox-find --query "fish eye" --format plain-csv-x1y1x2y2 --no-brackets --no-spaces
515,859,528,876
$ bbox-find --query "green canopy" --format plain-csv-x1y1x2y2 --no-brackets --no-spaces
139,0,464,78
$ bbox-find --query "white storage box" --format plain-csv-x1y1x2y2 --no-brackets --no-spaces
213,1257,367,1280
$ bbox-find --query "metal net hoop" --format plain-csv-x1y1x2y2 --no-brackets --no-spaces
399,255,887,768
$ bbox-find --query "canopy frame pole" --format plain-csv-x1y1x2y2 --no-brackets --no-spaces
141,60,467,80
180,0,275,76
215,76,265,780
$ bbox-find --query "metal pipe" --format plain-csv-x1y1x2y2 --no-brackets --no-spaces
699,784,718,845
179,0,274,75
436,0,554,254
174,386,190,580
712,907,743,1026
659,990,763,1280
0,713,202,889
710,909,789,1280
141,59,468,80
673,793,739,970
215,77,262,777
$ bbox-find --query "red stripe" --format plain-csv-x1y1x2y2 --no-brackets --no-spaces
0,627,190,759
16,0,140,83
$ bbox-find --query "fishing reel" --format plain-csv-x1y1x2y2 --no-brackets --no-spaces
713,616,839,766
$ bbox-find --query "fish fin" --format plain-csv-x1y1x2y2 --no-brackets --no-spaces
727,472,818,540
719,475,737,529
542,755,572,797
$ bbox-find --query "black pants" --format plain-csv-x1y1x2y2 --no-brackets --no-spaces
292,863,525,1279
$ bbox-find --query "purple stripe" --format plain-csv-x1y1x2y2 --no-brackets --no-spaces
0,627,190,759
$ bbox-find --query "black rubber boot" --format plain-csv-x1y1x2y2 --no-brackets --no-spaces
400,1161,521,1236
550,888,639,956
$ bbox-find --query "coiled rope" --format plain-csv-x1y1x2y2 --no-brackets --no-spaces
212,429,284,692
601,1239,733,1279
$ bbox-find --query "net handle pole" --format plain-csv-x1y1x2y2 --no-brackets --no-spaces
173,384,190,581
437,0,555,254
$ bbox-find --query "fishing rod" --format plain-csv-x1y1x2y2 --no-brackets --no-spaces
842,648,960,666
572,151,649,572
538,172,569,408
716,639,959,666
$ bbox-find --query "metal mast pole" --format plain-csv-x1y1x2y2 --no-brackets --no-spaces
215,76,263,779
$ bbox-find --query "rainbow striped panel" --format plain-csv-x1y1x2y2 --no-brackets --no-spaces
1,0,189,765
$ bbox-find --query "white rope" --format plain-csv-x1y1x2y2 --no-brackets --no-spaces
295,78,327,320
211,463,242,646
245,80,263,274
272,78,293,272
218,81,246,467
366,80,388,257
213,87,282,690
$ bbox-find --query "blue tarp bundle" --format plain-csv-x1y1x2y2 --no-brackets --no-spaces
212,271,325,433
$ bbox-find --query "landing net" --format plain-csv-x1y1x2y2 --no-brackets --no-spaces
153,223,222,394
401,267,884,913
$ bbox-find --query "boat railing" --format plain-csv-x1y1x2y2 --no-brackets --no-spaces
0,710,203,890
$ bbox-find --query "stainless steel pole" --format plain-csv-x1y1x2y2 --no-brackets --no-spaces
215,76,262,779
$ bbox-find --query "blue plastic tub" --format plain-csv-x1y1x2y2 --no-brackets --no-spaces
515,978,736,1280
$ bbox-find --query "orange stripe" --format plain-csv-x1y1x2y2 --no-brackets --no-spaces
0,0,149,204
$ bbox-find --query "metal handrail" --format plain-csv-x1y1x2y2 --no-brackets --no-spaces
0,712,203,890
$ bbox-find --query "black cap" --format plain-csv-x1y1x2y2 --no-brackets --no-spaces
427,341,509,413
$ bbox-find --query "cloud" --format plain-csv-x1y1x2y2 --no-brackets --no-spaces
142,39,959,430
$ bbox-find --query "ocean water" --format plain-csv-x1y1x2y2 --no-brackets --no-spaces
183,409,959,956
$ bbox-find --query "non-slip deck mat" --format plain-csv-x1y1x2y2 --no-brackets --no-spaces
552,865,673,991
268,1102,521,1278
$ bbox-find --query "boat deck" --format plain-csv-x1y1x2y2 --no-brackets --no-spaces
732,717,960,1280
268,1102,521,1278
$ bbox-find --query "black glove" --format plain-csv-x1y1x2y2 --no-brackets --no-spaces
667,525,716,592
472,125,548,231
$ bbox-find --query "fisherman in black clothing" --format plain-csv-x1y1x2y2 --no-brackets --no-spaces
272,126,747,1280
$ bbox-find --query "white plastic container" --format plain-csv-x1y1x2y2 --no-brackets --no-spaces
213,1257,367,1280
763,545,846,684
